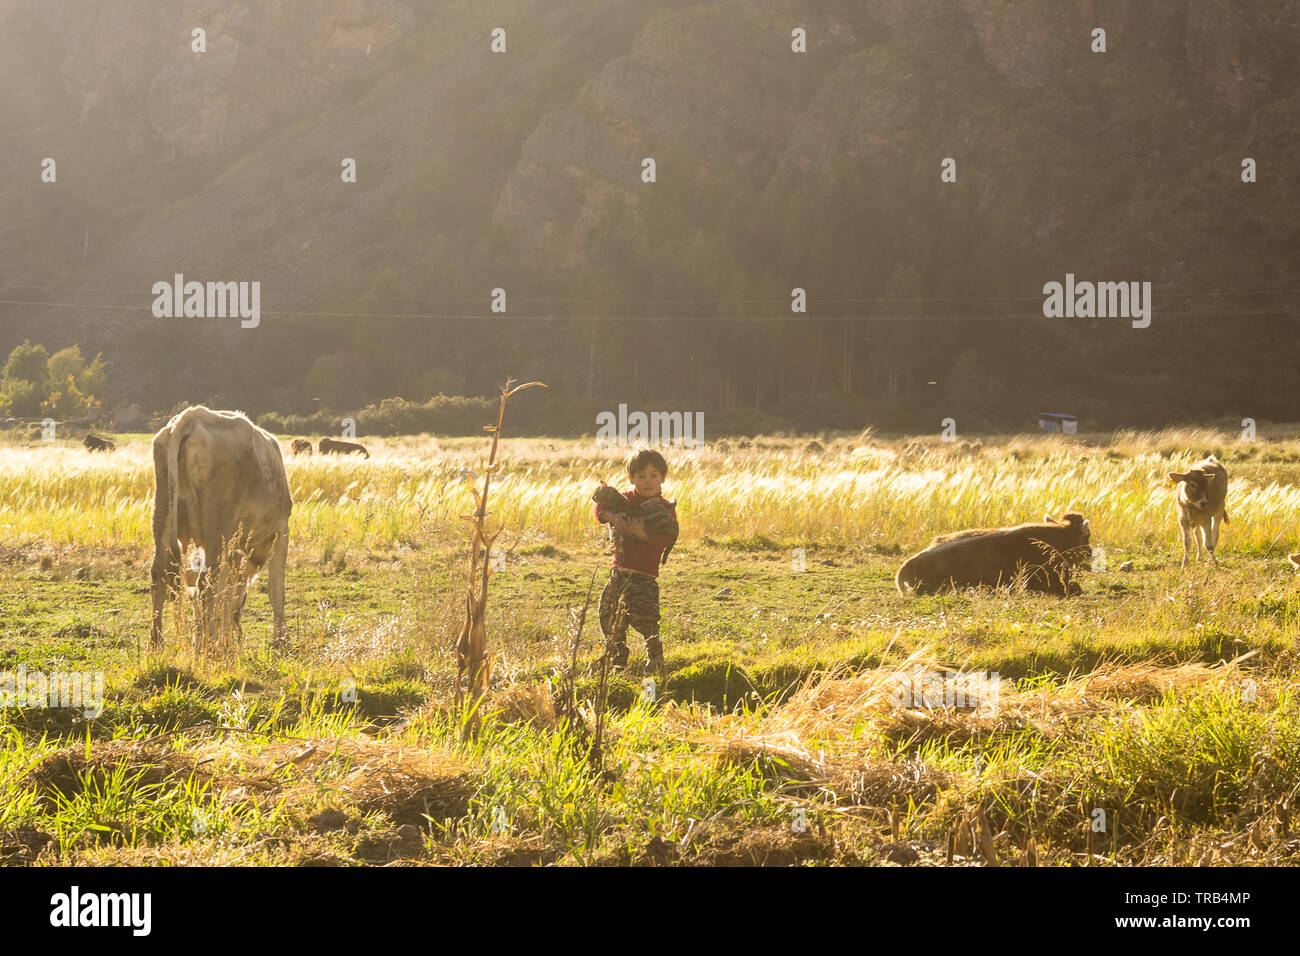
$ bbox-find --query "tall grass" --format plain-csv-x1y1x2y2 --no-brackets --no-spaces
4,430,1300,556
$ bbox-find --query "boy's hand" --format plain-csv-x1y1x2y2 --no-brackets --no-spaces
610,514,649,541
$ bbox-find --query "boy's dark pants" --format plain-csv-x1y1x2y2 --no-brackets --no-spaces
599,568,663,664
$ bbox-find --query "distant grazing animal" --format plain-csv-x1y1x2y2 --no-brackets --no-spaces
319,437,370,458
83,434,115,452
291,438,313,456
592,481,679,564
896,513,1092,597
1168,455,1229,568
150,406,292,648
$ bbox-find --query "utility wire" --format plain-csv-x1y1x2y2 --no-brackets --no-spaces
1,298,1296,321
1,283,1299,303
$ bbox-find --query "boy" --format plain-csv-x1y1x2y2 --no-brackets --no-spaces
594,449,678,671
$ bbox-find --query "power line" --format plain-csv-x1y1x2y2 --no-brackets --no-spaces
1,283,1299,304
1,298,1296,321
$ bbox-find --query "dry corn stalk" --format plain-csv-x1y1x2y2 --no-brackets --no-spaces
555,572,598,726
454,378,546,738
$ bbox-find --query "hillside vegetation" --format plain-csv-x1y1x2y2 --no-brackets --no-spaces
2,1,1298,428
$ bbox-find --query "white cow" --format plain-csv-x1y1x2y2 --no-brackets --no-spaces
149,406,291,647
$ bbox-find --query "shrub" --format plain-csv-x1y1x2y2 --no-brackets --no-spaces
665,659,757,711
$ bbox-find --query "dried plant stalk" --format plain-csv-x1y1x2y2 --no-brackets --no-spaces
454,379,546,738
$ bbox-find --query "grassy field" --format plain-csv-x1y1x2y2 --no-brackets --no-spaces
1,426,1299,866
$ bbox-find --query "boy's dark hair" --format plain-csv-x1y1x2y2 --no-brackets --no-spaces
627,449,668,478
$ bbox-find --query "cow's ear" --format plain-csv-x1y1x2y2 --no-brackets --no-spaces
1168,472,1186,483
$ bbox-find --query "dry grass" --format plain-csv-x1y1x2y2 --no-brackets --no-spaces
668,645,1268,784
7,428,1300,557
191,735,477,822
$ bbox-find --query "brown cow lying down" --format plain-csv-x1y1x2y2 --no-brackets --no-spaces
318,437,370,458
291,438,313,456
896,513,1092,596
83,433,115,452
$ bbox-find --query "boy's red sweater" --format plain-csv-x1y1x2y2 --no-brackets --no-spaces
594,489,677,578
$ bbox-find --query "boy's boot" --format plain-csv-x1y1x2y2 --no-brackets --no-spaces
645,635,665,674
607,635,630,669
